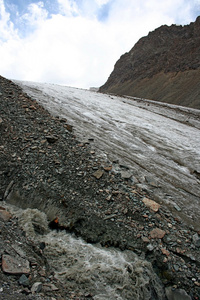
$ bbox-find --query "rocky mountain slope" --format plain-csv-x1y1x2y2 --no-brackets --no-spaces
0,76,200,299
100,16,200,109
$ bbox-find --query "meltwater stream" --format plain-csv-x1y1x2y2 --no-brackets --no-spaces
5,205,165,300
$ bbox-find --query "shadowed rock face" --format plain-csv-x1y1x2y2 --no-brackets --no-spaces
100,16,200,109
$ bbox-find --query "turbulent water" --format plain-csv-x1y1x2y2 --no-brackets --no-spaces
4,204,165,300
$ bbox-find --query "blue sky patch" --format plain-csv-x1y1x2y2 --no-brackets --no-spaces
3,0,59,37
97,2,112,21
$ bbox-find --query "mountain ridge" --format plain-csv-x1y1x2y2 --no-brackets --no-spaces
100,16,200,109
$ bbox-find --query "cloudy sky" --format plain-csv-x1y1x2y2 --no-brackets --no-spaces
0,0,200,89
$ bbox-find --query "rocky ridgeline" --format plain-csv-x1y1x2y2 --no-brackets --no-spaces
100,16,200,109
0,75,200,299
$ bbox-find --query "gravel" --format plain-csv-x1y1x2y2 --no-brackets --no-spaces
0,75,199,299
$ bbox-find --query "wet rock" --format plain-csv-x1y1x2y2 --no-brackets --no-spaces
2,254,30,275
165,286,192,300
150,228,166,239
93,169,104,179
31,282,42,293
142,197,160,212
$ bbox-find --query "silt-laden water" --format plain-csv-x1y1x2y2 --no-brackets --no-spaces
5,205,165,300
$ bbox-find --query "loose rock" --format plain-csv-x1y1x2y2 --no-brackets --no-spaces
31,282,42,293
173,203,182,212
193,233,200,247
165,286,192,300
0,207,12,221
93,169,104,179
142,197,160,212
46,135,58,143
19,274,30,287
2,254,30,275
120,170,132,179
150,228,166,239
0,75,200,300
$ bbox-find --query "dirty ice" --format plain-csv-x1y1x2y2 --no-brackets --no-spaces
14,80,200,230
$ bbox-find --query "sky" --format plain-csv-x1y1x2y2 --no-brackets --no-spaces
0,0,200,89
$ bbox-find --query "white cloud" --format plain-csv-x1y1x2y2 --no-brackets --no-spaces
95,0,110,5
0,0,18,41
57,0,79,16
22,2,48,26
0,0,199,88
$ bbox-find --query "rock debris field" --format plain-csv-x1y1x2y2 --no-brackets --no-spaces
0,75,200,299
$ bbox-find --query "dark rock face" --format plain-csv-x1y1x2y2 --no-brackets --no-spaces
100,16,200,109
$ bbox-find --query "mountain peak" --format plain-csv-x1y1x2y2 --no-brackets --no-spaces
100,16,200,109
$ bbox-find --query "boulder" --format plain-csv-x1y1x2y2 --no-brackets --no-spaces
2,254,30,275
